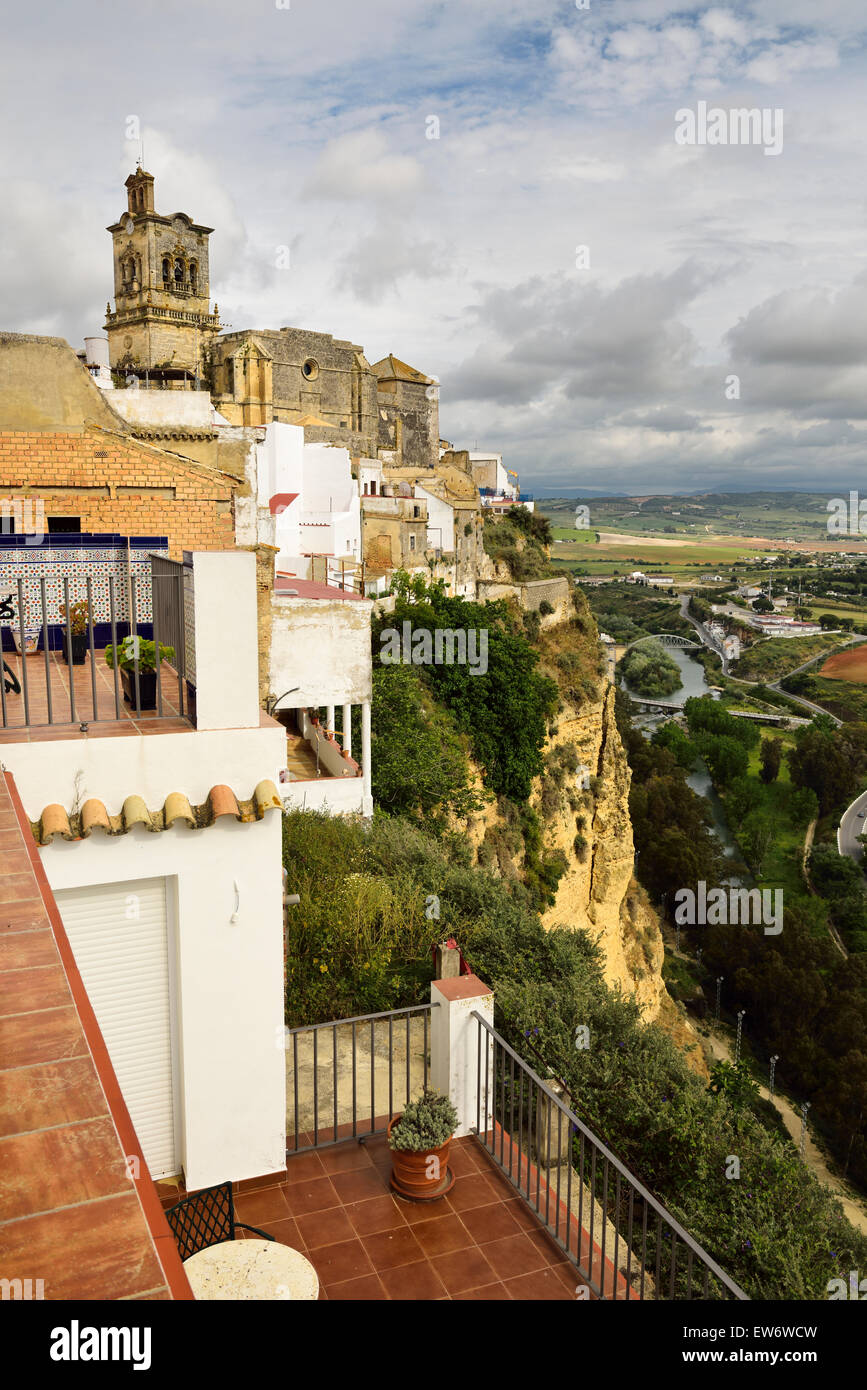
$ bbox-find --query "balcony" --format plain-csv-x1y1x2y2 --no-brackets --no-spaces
151,987,746,1301
1,554,192,739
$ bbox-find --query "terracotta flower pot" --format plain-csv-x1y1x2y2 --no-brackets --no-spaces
387,1115,455,1202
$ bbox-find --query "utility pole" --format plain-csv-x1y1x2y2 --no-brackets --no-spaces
735,1010,746,1064
799,1102,811,1158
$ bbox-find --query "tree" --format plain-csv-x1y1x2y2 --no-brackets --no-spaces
753,595,774,614
708,1059,760,1111
818,614,838,630
759,737,783,784
369,663,480,822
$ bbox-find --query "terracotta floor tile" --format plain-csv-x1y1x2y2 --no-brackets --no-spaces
361,1224,425,1272
263,1217,306,1252
526,1226,572,1266
330,1166,390,1205
0,1057,106,1137
325,1273,388,1301
502,1196,546,1232
502,1267,576,1300
443,1172,497,1212
0,874,43,904
313,1237,375,1287
0,1115,130,1221
0,963,69,1015
317,1143,375,1176
378,1259,448,1301
0,1192,167,1300
477,1232,545,1281
0,1006,87,1068
283,1149,327,1186
430,1246,497,1296
281,1175,341,1217
409,1212,475,1257
232,1185,291,1227
0,928,57,974
0,909,48,934
398,1193,454,1225
459,1200,524,1245
448,1145,486,1177
453,1282,513,1300
345,1194,407,1237
296,1205,356,1250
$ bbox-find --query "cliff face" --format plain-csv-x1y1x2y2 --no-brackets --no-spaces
466,604,708,1077
538,685,665,1013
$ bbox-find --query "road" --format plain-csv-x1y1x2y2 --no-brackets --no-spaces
678,594,856,725
704,1027,867,1237
838,789,867,861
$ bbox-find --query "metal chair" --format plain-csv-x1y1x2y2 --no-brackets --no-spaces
164,1181,275,1262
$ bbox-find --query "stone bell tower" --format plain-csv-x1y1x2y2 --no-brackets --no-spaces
104,167,221,385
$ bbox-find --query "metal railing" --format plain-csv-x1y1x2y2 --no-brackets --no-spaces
471,1013,748,1301
0,567,187,729
285,1003,437,1153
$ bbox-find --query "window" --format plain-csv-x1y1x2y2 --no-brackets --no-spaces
162,258,170,284
189,261,197,290
409,534,416,552
301,359,319,381
370,480,377,496
47,517,81,534
174,259,184,285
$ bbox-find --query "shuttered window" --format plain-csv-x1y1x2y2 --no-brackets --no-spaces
54,878,180,1180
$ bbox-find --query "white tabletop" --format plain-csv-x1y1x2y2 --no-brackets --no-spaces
184,1238,319,1301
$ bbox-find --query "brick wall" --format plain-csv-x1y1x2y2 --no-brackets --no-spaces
0,429,234,559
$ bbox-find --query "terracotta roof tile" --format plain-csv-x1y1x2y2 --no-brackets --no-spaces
30,781,283,846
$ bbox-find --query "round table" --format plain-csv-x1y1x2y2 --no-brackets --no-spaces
183,1239,319,1300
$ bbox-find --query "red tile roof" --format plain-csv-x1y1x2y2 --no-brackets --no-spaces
0,770,193,1300
275,574,368,602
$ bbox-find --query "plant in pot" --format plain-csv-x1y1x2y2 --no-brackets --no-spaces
60,600,90,665
387,1089,459,1202
105,635,175,710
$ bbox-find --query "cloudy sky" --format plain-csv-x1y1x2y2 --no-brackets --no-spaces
2,0,867,494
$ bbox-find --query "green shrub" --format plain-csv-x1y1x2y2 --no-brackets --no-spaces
388,1090,459,1150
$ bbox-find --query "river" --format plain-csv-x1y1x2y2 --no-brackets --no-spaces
623,645,746,877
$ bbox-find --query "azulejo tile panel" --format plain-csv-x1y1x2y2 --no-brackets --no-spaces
0,536,168,628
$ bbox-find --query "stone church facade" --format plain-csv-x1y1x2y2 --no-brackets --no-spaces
104,169,440,468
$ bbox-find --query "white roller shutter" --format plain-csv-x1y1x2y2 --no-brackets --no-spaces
54,877,180,1180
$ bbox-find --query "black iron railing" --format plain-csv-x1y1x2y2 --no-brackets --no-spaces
285,1003,437,1153
471,1012,748,1302
0,567,187,729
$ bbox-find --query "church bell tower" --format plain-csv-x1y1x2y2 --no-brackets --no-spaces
104,167,220,385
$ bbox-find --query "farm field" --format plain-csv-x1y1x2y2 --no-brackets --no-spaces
733,633,852,682
820,645,867,683
539,492,867,579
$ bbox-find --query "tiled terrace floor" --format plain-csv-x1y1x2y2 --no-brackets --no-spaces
0,647,191,742
158,1135,582,1300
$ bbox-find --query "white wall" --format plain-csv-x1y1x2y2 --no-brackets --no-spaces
191,551,260,731
270,594,372,708
0,725,286,823
108,390,216,428
40,812,286,1190
415,485,455,552
278,777,364,815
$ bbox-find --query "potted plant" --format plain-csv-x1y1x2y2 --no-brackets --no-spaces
387,1089,459,1202
60,600,90,665
105,635,175,710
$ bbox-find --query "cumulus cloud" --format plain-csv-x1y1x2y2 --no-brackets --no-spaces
304,131,425,203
